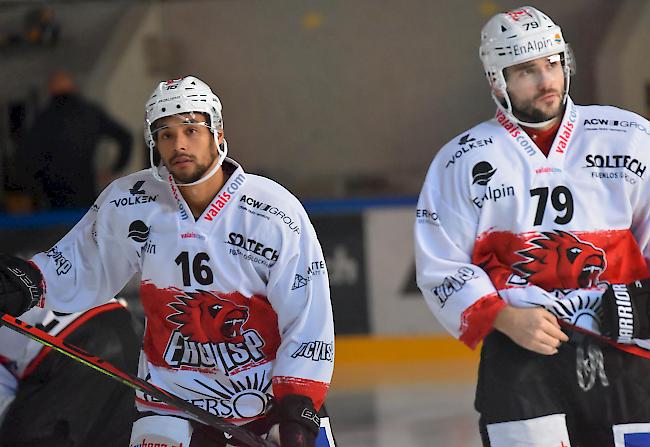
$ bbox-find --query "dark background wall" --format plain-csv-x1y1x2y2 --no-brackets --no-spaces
156,0,619,197
0,0,627,201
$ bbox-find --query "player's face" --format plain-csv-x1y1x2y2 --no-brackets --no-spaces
154,113,223,184
504,54,565,124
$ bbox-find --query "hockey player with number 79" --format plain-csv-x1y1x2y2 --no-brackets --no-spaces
415,5,650,447
0,76,336,447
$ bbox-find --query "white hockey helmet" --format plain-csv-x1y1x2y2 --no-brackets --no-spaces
479,6,574,127
144,76,228,186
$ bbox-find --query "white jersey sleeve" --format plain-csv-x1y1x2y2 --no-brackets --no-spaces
31,182,139,312
265,197,334,405
415,148,505,348
628,119,650,264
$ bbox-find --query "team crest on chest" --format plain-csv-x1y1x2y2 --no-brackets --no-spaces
513,230,606,290
167,290,249,344
158,290,279,375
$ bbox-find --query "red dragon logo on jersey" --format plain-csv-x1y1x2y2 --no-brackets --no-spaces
513,230,606,290
167,290,249,344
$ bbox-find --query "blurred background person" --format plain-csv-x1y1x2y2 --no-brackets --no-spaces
16,69,132,209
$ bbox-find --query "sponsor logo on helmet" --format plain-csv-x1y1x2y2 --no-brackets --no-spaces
502,36,559,58
506,9,533,21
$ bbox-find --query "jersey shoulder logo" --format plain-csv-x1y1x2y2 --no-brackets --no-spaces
472,161,497,185
514,230,606,289
167,290,249,344
129,180,146,195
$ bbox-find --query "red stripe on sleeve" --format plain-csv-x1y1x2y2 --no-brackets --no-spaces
272,376,329,410
459,293,505,349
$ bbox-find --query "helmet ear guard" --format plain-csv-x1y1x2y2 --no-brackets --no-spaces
143,76,228,186
479,6,575,128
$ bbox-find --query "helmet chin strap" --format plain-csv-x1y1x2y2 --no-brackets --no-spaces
149,134,229,187
494,91,560,129
176,139,228,187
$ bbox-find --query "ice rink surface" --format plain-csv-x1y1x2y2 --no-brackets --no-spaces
326,357,483,446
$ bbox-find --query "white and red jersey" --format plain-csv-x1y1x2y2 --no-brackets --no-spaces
415,98,650,352
30,158,334,422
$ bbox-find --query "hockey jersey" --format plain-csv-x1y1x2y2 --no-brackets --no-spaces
415,98,650,352
30,158,334,422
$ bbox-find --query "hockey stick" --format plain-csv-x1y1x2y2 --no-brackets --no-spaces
0,312,276,447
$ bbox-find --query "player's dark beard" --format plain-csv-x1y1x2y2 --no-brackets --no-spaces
511,88,565,124
170,145,218,184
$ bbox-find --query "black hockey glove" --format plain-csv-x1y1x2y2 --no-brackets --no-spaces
278,394,320,447
601,279,650,343
0,254,44,316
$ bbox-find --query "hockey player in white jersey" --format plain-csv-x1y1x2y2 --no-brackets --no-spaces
415,6,650,447
0,76,336,447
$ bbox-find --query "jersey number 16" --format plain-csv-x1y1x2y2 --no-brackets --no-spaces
174,251,214,286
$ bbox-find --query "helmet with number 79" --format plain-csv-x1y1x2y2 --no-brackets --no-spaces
144,76,228,186
479,6,575,128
